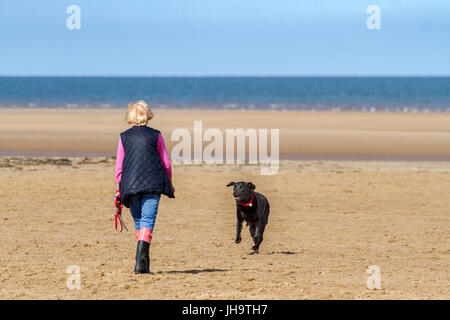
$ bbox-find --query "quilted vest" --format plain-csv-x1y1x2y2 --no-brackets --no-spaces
119,126,174,208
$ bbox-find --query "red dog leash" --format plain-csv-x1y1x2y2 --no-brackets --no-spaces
114,190,128,232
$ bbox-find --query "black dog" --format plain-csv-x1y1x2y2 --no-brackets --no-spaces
226,181,270,254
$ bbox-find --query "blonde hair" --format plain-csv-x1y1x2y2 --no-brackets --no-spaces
126,100,154,126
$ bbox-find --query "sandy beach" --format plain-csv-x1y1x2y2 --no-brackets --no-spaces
0,108,449,299
1,0,450,304
0,158,449,299
0,108,449,159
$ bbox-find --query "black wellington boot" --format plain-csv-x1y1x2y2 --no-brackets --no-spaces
134,240,151,274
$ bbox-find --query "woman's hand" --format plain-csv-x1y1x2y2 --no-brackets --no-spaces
170,179,175,193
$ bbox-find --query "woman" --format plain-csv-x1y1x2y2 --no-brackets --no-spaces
115,100,175,274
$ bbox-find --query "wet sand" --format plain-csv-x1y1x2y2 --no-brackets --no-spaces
0,108,449,160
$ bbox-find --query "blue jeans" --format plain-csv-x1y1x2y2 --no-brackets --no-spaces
129,194,161,231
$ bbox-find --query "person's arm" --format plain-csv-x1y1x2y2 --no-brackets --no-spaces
157,132,174,192
115,137,125,191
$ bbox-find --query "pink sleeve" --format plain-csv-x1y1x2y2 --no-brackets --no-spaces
157,133,172,179
115,137,125,184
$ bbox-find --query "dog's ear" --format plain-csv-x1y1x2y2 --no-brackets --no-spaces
247,182,256,190
226,182,235,187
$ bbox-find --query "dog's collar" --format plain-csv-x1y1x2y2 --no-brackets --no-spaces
239,193,254,207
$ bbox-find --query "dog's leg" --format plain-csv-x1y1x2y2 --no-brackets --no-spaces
258,224,265,247
249,224,256,246
235,220,243,243
249,224,259,254
249,224,255,238
235,209,243,244
252,223,265,253
250,224,259,253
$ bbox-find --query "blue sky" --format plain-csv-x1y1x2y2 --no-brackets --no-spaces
0,0,449,76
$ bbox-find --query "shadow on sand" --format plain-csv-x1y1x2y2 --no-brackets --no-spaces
154,253,299,274
266,251,300,255
156,268,229,275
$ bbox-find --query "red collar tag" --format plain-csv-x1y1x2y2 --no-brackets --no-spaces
239,193,254,207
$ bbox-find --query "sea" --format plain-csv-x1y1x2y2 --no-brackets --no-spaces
0,77,450,112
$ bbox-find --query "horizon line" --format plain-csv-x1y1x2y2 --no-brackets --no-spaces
1,74,450,78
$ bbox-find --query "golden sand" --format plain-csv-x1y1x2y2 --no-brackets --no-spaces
0,108,449,299
0,158,448,299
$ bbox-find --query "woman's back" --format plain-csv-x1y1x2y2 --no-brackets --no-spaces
120,125,174,207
